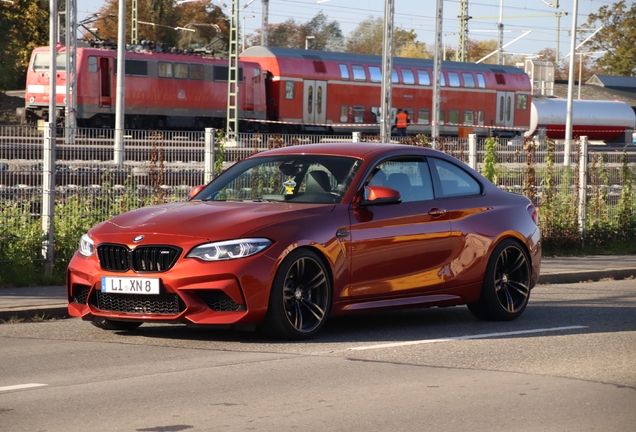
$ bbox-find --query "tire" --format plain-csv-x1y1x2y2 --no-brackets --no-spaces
91,318,143,331
262,249,332,340
468,239,531,321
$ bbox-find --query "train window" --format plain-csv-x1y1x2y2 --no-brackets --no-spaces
370,106,380,123
448,72,460,87
352,65,366,82
417,70,431,86
88,56,98,73
462,73,475,88
253,68,261,83
517,94,528,110
477,110,485,126
499,95,505,121
495,73,506,85
440,73,446,87
352,106,365,123
402,69,415,85
449,110,460,125
463,110,474,125
114,59,148,76
417,109,430,125
285,81,295,100
158,62,173,78
213,66,244,81
189,64,204,80
317,86,322,114
404,108,414,123
368,66,382,83
307,86,313,114
476,73,486,88
174,63,188,79
339,64,350,81
392,68,399,84
439,109,445,125
33,53,67,71
340,105,348,122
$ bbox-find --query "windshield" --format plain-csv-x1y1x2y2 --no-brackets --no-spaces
194,154,362,204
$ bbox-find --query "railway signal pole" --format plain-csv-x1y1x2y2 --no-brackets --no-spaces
379,0,394,143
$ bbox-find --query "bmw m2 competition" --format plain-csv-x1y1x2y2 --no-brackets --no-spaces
67,143,541,339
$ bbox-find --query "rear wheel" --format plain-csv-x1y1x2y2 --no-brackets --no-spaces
468,239,531,321
262,249,331,340
91,318,143,331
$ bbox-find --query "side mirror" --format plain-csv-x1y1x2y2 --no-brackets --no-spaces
188,185,206,200
358,185,402,207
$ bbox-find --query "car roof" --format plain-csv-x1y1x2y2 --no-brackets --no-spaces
251,142,444,160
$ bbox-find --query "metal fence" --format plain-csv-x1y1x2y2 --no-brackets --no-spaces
1,124,635,269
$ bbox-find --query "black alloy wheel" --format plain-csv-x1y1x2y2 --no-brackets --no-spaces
263,249,331,340
468,239,531,321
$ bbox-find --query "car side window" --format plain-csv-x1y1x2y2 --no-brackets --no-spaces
367,159,434,202
430,158,482,198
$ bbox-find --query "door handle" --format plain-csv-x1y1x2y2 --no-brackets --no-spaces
428,208,446,217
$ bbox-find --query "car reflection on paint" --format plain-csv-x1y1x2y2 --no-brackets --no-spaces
66,143,541,340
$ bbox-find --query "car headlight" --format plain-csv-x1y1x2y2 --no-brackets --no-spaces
79,234,95,257
187,238,272,262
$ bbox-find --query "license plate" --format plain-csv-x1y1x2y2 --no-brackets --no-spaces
101,276,160,295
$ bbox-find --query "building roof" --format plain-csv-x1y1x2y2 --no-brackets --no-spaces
552,80,636,107
586,74,636,89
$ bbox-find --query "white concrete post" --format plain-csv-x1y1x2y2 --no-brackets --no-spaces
204,128,216,183
468,134,477,171
352,132,361,143
578,136,588,237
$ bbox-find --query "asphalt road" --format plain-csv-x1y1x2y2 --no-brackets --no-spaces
1,279,635,432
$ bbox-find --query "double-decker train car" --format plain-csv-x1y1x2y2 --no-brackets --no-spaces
24,45,535,137
23,45,267,129
240,46,532,137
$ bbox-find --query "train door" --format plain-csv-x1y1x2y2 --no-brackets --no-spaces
495,91,514,128
99,57,111,107
303,80,327,124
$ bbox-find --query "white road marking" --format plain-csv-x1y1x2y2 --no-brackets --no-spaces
0,383,48,393
349,326,589,351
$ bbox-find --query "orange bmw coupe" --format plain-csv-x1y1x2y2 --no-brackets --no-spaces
67,143,541,339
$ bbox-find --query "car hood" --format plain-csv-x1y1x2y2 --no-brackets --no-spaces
91,201,335,241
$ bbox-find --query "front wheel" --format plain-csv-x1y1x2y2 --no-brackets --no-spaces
262,249,332,340
468,239,531,321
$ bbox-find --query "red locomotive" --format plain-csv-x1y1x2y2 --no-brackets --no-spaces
23,44,534,137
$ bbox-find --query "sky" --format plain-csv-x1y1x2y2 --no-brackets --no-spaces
76,0,621,62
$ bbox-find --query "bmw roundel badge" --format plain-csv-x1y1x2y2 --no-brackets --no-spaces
133,235,144,243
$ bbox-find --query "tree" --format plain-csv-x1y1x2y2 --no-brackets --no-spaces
396,42,432,59
0,0,49,90
92,0,229,52
246,12,343,51
582,0,636,76
466,39,499,64
345,16,417,55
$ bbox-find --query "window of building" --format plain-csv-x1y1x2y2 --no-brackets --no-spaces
285,81,295,99
448,72,460,87
462,73,475,88
352,65,366,81
368,66,382,83
417,70,431,86
402,69,415,85
339,64,349,81
417,109,430,125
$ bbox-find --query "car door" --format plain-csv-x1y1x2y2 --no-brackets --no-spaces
345,157,453,299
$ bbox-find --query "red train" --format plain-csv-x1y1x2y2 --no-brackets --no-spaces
23,44,534,137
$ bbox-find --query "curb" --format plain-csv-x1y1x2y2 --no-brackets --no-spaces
0,304,69,321
538,268,636,285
